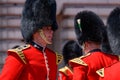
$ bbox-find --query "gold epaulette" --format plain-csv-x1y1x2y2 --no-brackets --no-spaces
56,53,63,65
8,44,30,64
96,68,104,77
59,66,73,76
59,66,68,76
70,57,87,66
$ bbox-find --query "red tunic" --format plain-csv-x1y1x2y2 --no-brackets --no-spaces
69,50,119,80
58,66,73,80
98,61,120,80
0,44,59,80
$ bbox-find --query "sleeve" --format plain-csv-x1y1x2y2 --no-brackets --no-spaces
0,53,25,80
58,72,67,80
72,65,88,80
69,58,88,80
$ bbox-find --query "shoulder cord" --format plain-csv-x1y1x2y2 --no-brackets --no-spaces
43,49,50,80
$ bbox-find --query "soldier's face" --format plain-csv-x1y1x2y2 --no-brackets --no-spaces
42,26,54,44
32,26,54,47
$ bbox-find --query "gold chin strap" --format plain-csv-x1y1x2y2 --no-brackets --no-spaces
39,29,52,44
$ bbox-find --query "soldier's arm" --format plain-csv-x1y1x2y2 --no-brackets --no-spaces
0,53,25,80
69,58,88,80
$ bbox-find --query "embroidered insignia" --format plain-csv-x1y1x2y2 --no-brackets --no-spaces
96,68,104,77
70,58,87,66
59,66,73,76
56,52,63,65
8,44,30,64
59,66,68,76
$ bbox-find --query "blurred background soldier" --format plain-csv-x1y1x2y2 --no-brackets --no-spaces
101,26,113,54
69,10,119,80
98,7,120,80
0,0,62,80
58,40,83,80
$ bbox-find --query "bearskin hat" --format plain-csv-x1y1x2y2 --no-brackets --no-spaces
107,7,120,55
62,40,83,65
101,26,112,53
74,10,104,45
21,0,58,43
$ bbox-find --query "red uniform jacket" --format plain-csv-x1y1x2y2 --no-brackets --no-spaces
58,66,73,80
69,49,119,80
0,44,62,80
97,61,120,80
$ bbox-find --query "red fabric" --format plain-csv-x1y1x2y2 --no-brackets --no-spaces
0,45,57,80
70,51,119,80
99,62,120,80
58,67,73,80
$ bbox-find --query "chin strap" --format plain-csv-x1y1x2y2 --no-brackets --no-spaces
39,29,52,44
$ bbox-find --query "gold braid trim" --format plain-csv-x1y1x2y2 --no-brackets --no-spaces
59,66,68,76
39,30,52,44
69,57,87,66
56,52,63,65
8,45,30,64
96,68,104,77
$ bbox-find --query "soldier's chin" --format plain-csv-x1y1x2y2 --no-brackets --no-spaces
46,39,52,44
47,41,52,44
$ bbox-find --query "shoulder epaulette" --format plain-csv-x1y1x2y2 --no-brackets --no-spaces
56,52,63,65
8,44,30,64
70,57,87,66
96,68,104,77
59,66,68,76
59,66,73,76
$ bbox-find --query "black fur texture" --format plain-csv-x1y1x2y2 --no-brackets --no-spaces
101,26,112,53
74,10,104,45
62,40,83,65
21,0,58,43
107,7,120,55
